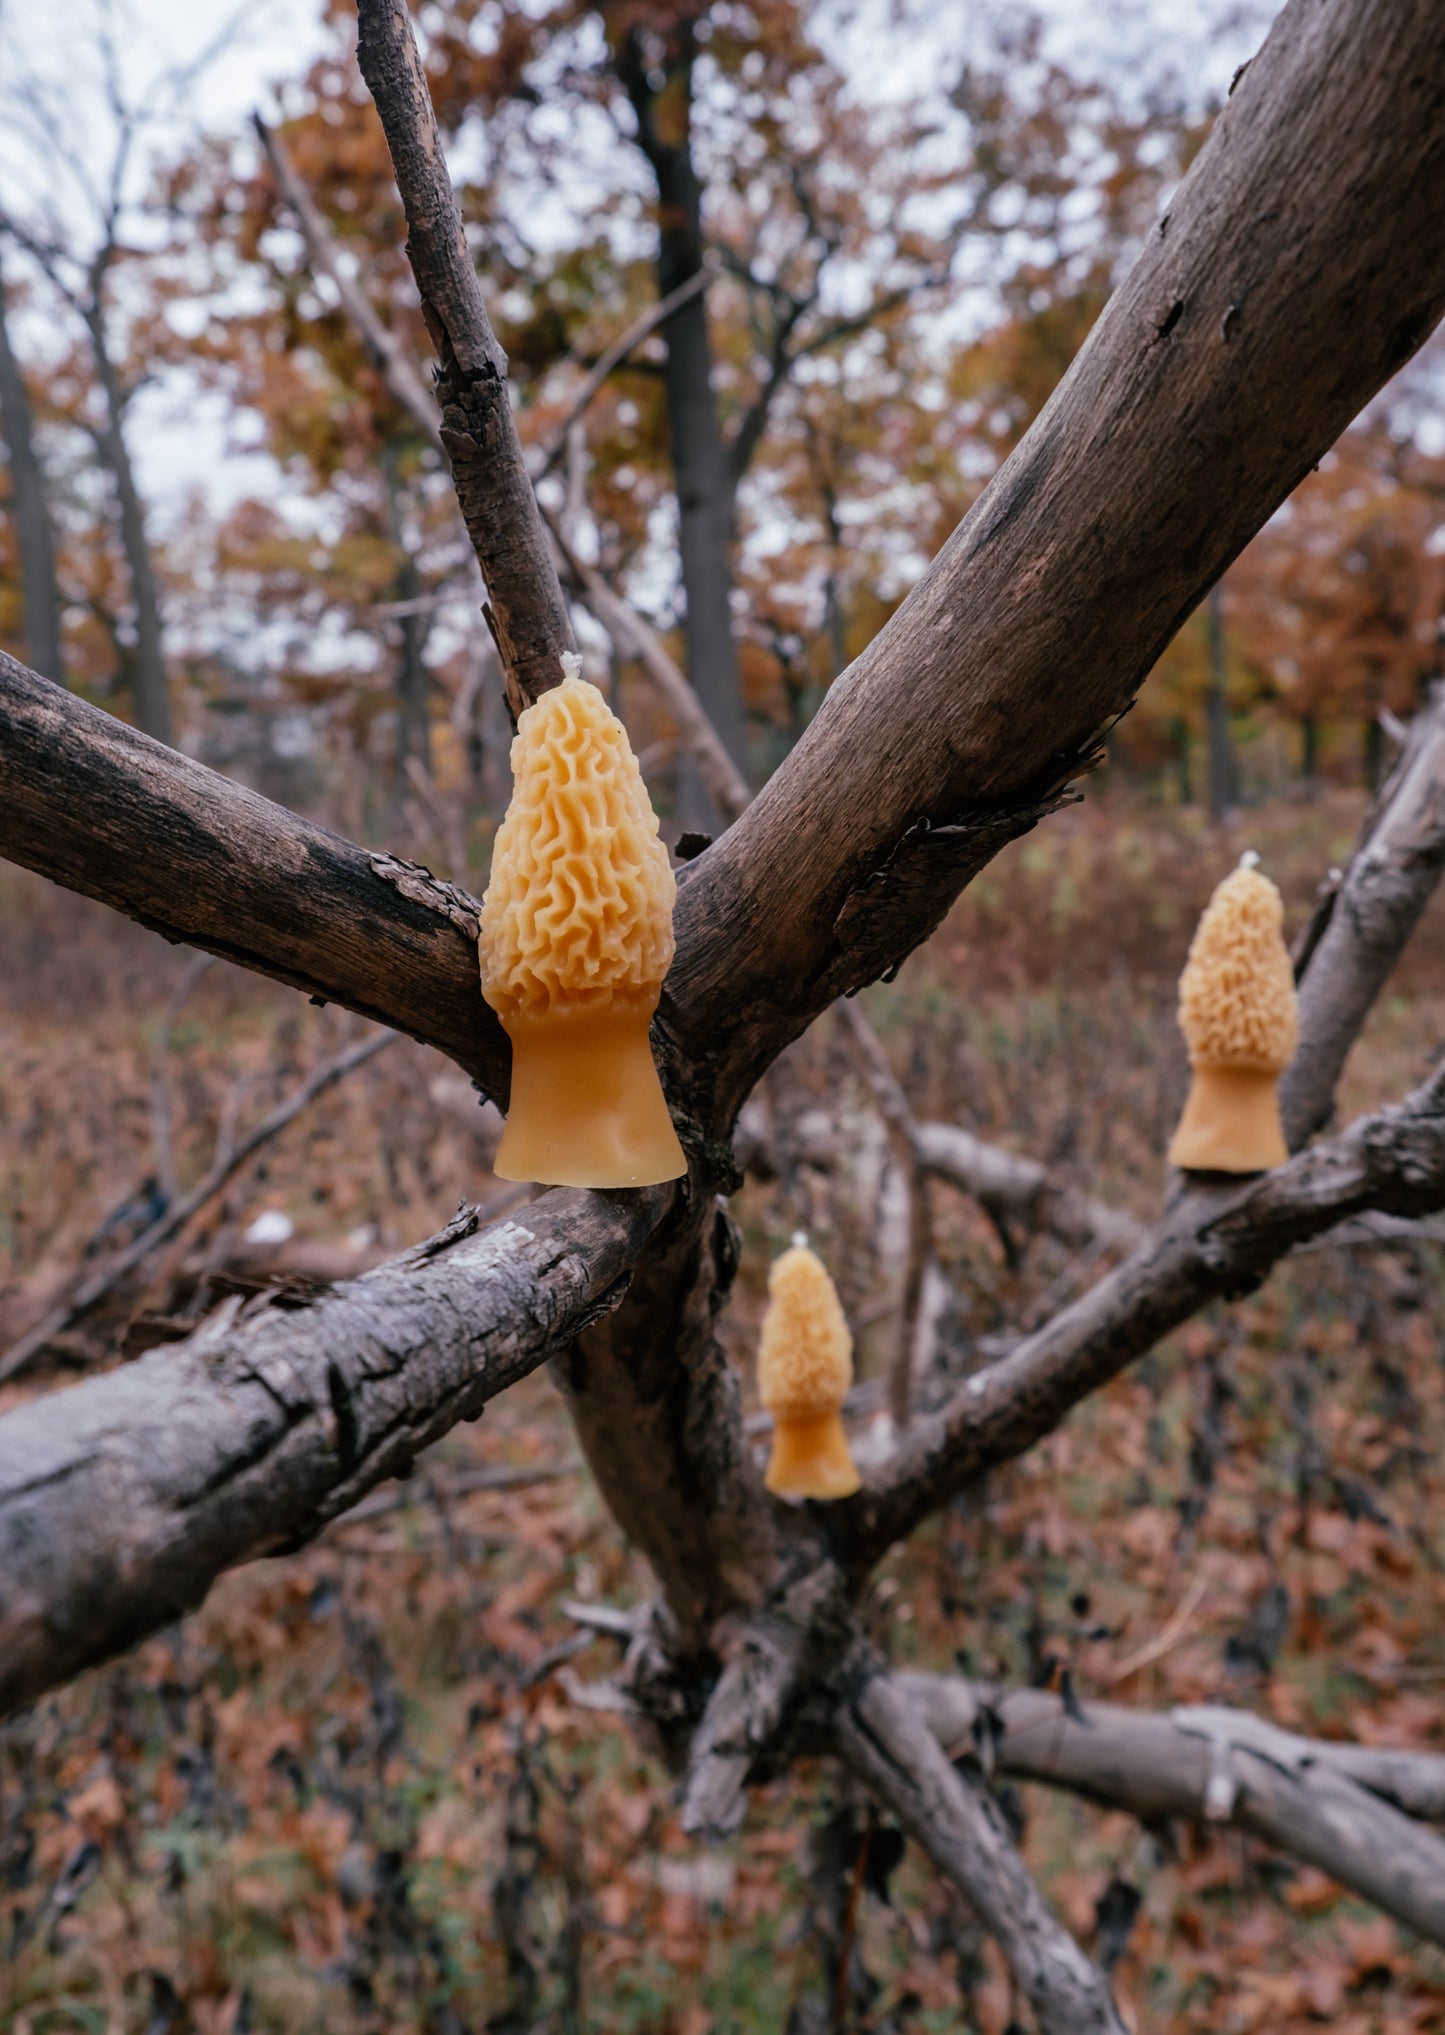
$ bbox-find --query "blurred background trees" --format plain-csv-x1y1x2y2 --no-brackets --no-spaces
8,0,1437,863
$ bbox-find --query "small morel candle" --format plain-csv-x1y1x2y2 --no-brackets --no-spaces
758,1236,861,1501
1167,853,1299,1174
480,655,686,1187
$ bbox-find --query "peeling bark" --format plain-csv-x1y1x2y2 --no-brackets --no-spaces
0,1188,665,1720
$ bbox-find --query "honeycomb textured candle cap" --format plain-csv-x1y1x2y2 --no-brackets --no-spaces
757,1244,853,1418
481,663,676,1013
1178,864,1299,1072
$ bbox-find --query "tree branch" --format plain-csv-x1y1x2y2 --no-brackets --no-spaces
0,1186,666,1721
352,0,573,714
899,1673,1445,1946
536,264,714,479
0,650,507,1096
253,112,441,441
847,1060,1445,1566
1282,681,1445,1144
835,1660,1127,2035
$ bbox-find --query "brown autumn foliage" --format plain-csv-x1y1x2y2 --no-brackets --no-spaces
3,787,1445,2033
3,0,1445,2026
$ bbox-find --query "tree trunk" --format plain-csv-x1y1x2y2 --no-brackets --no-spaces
0,254,64,683
84,299,171,746
383,452,432,773
615,19,747,820
1301,711,1320,787
1207,581,1237,820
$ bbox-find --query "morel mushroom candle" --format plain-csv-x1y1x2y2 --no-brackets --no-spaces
1167,854,1299,1174
480,655,686,1187
758,1237,861,1500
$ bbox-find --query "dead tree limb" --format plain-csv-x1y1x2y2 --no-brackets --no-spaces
0,1186,665,1721
835,1000,933,1426
850,1060,1445,1565
0,1029,395,1384
900,1674,1445,1945
535,265,714,477
0,651,506,1094
352,0,573,714
1282,682,1445,1145
835,1662,1127,2035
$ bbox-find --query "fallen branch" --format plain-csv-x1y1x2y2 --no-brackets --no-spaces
899,1673,1445,1945
0,1186,666,1721
835,1661,1127,2035
0,1029,396,1384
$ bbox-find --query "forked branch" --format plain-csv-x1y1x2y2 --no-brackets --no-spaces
900,1674,1445,1945
836,1661,1128,2035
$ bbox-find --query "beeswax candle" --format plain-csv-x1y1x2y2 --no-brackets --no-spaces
1167,854,1299,1173
758,1238,861,1500
480,656,686,1187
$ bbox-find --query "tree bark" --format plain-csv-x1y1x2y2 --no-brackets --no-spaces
0,251,64,683
84,297,171,745
0,651,507,1094
353,0,575,718
614,15,748,801
900,1676,1445,1945
837,1664,1128,2035
0,1187,665,1721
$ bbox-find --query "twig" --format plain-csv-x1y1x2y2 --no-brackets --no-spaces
1100,1573,1208,1687
536,263,715,477
352,0,574,714
0,1030,395,1383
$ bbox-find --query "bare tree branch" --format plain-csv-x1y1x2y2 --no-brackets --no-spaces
899,1674,1445,1946
0,650,507,1096
1282,682,1445,1144
536,263,715,479
352,0,574,715
254,112,441,441
848,1060,1445,1566
835,1661,1127,2035
0,1186,665,1722
0,1029,396,1384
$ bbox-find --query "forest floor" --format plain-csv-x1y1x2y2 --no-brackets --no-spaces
2,786,1444,2035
